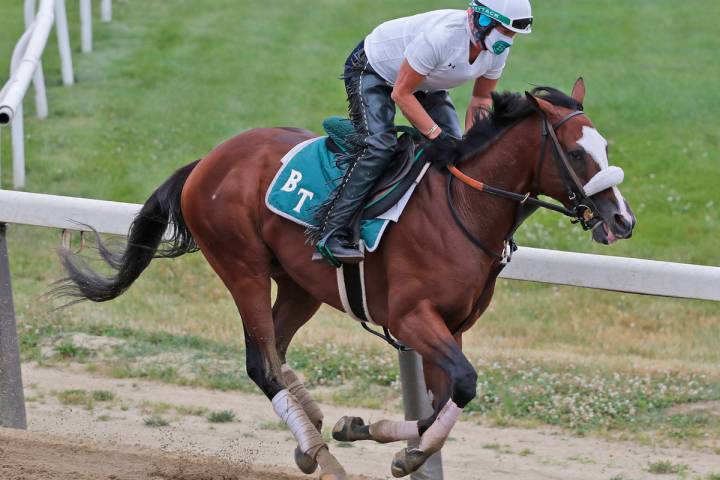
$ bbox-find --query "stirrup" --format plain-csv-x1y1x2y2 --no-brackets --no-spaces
313,235,364,267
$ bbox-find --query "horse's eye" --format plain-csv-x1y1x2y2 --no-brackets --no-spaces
570,150,584,162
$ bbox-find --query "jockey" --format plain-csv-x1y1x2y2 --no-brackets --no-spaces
313,0,533,264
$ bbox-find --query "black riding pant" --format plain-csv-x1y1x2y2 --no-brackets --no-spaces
320,41,461,239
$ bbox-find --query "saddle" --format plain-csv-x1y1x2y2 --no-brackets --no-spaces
322,116,428,219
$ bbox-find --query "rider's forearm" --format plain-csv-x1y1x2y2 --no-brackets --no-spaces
392,91,441,139
464,94,492,132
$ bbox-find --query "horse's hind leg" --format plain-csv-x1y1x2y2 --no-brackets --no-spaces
272,274,324,474
207,259,345,479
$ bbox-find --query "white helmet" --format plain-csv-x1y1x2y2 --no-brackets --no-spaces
470,0,533,34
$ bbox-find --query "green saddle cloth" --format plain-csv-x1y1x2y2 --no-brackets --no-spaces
265,135,391,252
265,117,424,252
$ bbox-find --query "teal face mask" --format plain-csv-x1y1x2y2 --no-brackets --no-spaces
484,28,513,55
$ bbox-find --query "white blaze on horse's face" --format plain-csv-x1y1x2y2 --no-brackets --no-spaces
576,126,633,229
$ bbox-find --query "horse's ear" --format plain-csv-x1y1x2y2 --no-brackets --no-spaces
525,91,554,116
571,77,586,104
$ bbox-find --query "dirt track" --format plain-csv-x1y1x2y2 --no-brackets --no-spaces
3,364,719,480
0,428,307,480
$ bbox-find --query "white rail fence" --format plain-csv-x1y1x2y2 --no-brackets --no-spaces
0,0,113,189
2,190,719,301
0,191,718,479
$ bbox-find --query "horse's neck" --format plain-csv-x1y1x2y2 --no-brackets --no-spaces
452,123,540,251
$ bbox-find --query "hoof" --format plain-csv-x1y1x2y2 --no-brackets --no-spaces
294,445,318,474
391,447,428,478
332,416,370,442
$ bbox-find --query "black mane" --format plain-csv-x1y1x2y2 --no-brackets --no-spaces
458,86,583,160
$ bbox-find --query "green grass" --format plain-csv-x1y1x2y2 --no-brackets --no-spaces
91,390,115,402
25,319,720,445
56,389,94,410
143,415,170,428
207,410,236,423
55,342,90,360
56,389,89,405
1,0,718,448
646,460,688,475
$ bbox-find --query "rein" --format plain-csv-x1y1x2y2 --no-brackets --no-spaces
447,109,603,259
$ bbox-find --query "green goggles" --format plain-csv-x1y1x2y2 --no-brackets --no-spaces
472,5,533,32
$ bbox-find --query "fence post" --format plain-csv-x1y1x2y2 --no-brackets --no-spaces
54,0,75,86
101,0,112,22
23,0,49,119
79,0,92,53
11,105,25,189
0,223,27,429
398,350,443,480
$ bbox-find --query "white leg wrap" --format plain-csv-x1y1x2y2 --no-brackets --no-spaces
272,389,325,457
369,420,419,444
281,365,324,427
418,399,462,454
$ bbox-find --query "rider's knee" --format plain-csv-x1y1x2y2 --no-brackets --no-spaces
366,131,398,160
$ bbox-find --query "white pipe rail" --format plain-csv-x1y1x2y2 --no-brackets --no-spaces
503,248,720,302
2,0,114,188
0,190,140,236
0,190,718,301
0,0,55,126
6,29,35,189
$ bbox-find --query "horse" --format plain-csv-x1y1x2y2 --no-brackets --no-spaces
56,78,636,479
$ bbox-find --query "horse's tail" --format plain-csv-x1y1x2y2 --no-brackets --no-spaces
54,160,200,305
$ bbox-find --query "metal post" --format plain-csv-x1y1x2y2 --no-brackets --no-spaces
11,104,25,189
0,223,27,429
55,0,75,86
79,0,92,53
399,350,443,480
101,0,112,23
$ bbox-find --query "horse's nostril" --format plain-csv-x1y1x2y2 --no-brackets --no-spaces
614,214,632,234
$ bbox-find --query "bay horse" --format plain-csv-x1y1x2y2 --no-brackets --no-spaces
57,79,635,479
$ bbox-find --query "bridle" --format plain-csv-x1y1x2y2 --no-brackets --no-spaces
446,109,605,260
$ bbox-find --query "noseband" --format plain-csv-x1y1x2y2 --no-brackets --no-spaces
447,109,606,260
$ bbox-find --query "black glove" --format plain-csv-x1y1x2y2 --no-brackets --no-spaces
425,131,461,169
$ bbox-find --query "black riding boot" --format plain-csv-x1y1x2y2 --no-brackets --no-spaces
314,151,394,264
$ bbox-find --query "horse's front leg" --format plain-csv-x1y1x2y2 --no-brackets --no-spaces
389,301,475,477
332,359,447,445
332,302,473,476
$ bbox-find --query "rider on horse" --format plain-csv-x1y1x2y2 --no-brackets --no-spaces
311,0,534,264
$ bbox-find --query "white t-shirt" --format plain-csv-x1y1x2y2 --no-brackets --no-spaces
363,9,508,93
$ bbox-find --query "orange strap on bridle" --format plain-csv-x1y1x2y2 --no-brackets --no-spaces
447,165,484,191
